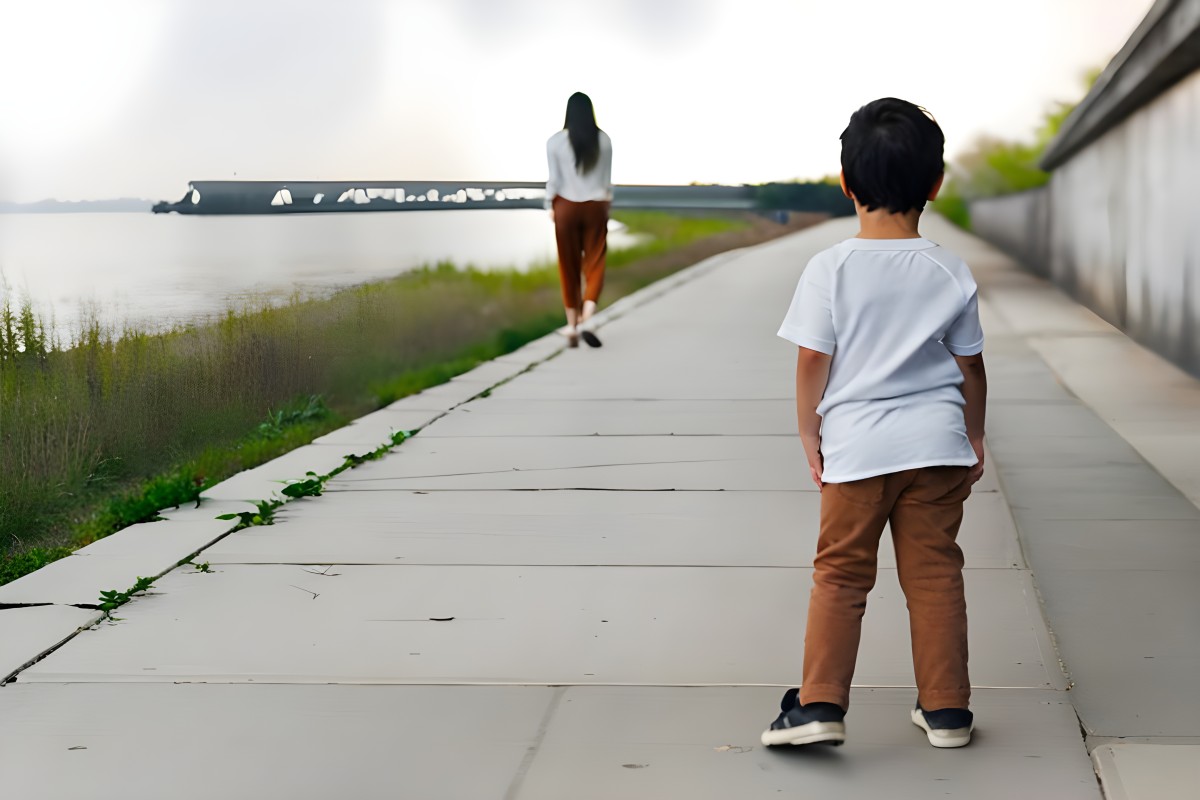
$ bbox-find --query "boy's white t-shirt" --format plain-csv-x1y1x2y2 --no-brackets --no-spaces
777,237,984,484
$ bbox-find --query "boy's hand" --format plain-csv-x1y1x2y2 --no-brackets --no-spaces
802,436,824,490
967,437,985,485
795,347,832,491
954,353,987,486
808,451,825,490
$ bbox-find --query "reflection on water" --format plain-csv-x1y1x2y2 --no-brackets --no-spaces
0,210,635,334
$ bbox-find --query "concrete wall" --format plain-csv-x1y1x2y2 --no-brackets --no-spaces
970,67,1200,376
968,189,1050,280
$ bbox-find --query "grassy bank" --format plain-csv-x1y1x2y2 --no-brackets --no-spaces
1,211,817,585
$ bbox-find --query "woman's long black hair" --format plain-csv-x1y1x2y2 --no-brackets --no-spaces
563,92,601,174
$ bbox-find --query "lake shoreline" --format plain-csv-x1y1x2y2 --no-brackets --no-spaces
0,210,825,588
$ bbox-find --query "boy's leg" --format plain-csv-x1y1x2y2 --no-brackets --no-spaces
800,474,902,709
888,466,972,711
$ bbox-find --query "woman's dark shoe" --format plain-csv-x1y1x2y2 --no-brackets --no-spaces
580,329,602,348
761,688,846,746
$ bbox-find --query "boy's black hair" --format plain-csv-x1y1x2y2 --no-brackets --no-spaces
840,98,945,215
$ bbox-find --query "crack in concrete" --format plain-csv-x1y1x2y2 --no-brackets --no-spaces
502,686,565,800
336,458,745,482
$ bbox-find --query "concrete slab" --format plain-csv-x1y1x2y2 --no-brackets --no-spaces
1092,743,1200,800
492,335,566,365
157,498,260,526
1029,567,1200,738
1121,432,1200,510
975,353,1079,403
0,683,552,800
311,408,447,446
984,433,1148,469
328,436,1000,493
202,444,361,502
391,378,493,409
986,402,1123,439
514,687,1099,800
1027,334,1200,507
422,399,797,437
0,548,182,608
1016,519,1200,571
1029,335,1200,413
23,565,1055,689
974,295,1200,742
485,369,794,401
72,519,232,560
201,490,1022,570
0,518,240,606
981,285,1119,337
0,606,101,681
451,358,537,387
1000,466,1200,521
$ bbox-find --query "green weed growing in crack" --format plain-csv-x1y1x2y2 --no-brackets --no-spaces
183,560,213,573
333,430,414,476
281,472,324,499
216,499,279,529
340,452,370,470
214,428,412,532
98,576,155,619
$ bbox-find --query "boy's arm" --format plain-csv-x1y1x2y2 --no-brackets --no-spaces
954,353,987,484
796,346,832,489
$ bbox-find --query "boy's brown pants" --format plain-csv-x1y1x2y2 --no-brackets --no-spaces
799,466,972,712
552,197,608,312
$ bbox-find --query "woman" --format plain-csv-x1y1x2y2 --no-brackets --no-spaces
546,92,612,348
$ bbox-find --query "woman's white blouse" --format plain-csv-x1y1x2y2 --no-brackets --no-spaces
545,129,613,208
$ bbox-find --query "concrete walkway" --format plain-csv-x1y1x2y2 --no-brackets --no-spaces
2,217,1197,798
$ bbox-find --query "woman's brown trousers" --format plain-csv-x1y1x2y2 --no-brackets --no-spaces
552,197,608,312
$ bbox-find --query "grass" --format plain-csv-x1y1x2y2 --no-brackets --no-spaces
0,211,749,585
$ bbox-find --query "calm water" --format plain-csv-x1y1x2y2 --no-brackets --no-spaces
0,210,633,334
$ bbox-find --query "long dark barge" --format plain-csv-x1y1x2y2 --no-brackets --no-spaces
152,181,760,215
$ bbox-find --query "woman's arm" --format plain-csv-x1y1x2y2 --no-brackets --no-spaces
601,132,613,201
545,137,561,214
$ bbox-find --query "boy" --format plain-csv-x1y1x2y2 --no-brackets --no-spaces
762,98,987,750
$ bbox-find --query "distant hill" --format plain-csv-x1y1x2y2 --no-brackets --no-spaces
0,198,154,214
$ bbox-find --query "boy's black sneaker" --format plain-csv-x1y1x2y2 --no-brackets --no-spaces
761,688,846,747
911,704,973,748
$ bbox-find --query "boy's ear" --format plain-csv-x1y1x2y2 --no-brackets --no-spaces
839,170,853,201
928,172,945,201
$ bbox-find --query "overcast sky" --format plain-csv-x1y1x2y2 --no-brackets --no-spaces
0,0,1156,202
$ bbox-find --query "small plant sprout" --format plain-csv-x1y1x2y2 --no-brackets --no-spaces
216,499,279,528
281,472,324,499
342,452,368,470
97,576,155,619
